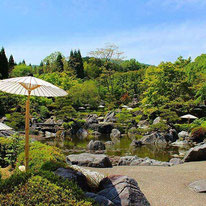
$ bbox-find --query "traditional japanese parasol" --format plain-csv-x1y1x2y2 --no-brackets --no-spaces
180,114,198,124
0,122,13,130
0,75,67,171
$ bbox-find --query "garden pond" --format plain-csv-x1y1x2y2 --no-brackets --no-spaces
40,135,191,162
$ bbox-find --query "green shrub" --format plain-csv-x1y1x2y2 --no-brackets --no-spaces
0,175,93,206
191,126,206,142
0,135,24,168
149,121,169,132
16,141,65,172
5,112,25,130
174,123,193,132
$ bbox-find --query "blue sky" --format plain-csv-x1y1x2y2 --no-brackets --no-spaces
1,0,206,65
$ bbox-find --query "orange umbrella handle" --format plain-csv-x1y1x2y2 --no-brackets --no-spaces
25,91,31,172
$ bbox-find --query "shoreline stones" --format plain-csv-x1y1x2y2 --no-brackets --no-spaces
110,129,121,143
66,153,112,168
118,156,174,166
87,140,106,151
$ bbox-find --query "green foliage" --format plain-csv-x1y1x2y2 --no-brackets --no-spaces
37,71,78,91
69,80,100,108
39,105,49,118
0,173,93,205
116,109,133,123
16,141,65,172
69,50,84,79
84,61,102,79
0,47,9,79
10,64,33,77
5,112,25,130
8,55,15,73
0,135,24,168
149,121,170,132
56,105,76,120
174,124,192,132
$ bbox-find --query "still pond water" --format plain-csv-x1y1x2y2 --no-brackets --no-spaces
41,136,190,162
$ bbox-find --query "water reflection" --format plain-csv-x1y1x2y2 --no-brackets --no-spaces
41,135,189,162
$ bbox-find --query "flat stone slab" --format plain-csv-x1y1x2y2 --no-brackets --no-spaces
189,180,206,193
66,153,112,168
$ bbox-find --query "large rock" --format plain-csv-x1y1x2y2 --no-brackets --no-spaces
128,127,140,140
110,129,121,143
183,143,206,162
169,158,183,165
54,168,90,191
76,128,88,140
98,123,114,134
138,120,149,129
153,116,161,125
86,114,98,125
86,192,114,205
140,132,167,145
189,180,206,193
66,153,112,168
178,131,189,139
130,140,142,148
87,140,105,151
45,131,56,138
104,111,116,123
94,175,151,206
118,156,172,167
171,140,190,148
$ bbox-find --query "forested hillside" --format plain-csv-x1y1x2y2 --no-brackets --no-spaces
0,44,205,130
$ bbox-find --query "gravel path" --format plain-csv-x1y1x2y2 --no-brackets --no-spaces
89,161,206,206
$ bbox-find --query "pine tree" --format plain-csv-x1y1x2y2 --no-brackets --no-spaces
56,54,64,72
8,55,15,73
68,49,84,79
22,59,26,65
0,48,9,79
77,49,84,78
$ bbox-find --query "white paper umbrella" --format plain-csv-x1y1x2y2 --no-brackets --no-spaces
0,76,67,97
0,76,68,172
180,114,198,119
180,114,198,125
0,122,12,130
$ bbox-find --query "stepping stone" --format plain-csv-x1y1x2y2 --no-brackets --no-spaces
189,180,206,193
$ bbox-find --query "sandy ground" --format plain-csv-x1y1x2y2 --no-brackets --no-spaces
89,161,206,206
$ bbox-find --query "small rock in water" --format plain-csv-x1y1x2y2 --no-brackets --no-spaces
87,140,105,151
110,129,121,143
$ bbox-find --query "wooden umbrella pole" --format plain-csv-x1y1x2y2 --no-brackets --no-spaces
25,91,31,172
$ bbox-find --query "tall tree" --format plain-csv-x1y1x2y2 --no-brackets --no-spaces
56,53,64,72
68,49,84,79
8,55,15,73
0,48,9,79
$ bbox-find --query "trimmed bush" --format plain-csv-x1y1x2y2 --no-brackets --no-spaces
0,135,24,168
191,126,206,142
0,175,93,206
16,141,65,172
